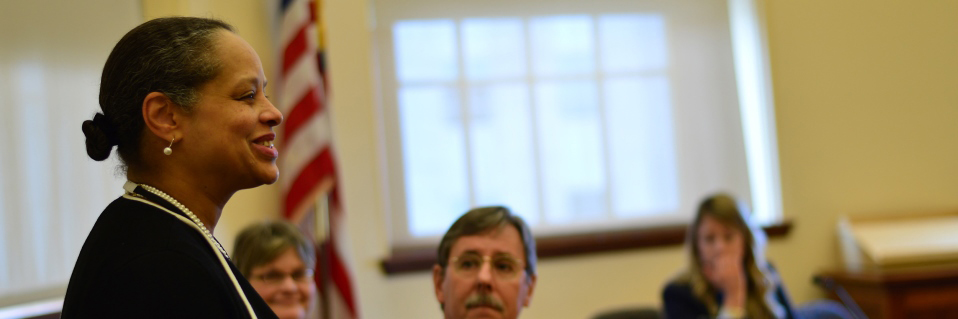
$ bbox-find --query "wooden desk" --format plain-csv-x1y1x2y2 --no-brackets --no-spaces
817,265,958,319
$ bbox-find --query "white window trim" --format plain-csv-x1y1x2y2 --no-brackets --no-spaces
374,0,783,248
729,0,782,226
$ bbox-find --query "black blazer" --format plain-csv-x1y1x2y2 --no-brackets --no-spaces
661,266,797,319
62,194,278,318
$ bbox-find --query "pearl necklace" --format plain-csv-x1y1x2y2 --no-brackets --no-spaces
138,184,230,259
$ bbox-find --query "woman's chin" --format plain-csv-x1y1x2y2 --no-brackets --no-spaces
250,166,280,187
271,306,305,319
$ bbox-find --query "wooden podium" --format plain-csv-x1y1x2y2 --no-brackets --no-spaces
817,264,958,319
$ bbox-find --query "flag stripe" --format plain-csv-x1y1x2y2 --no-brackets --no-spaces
281,110,332,191
327,237,358,314
283,87,323,145
279,1,359,317
282,25,309,77
279,48,321,113
284,147,335,218
279,4,309,52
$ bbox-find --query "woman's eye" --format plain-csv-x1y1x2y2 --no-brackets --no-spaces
239,92,255,100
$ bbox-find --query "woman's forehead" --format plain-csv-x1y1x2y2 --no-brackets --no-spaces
210,31,264,84
253,247,306,271
698,215,742,233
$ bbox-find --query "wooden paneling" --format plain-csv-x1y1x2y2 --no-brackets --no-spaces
819,265,958,319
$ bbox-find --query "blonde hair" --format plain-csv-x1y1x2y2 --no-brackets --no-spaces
680,193,783,319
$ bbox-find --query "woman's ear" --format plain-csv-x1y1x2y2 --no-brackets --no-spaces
142,92,181,142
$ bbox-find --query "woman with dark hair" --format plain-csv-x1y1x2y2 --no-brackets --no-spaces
234,221,317,319
662,194,797,319
62,17,282,318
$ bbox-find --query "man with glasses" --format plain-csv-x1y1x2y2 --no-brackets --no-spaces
433,206,538,319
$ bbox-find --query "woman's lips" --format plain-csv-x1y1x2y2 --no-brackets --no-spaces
253,142,279,159
253,134,279,159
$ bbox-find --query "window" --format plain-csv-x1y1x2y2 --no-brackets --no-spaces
0,0,140,310
375,0,781,247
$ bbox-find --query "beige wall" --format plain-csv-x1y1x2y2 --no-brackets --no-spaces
763,0,958,305
143,0,958,318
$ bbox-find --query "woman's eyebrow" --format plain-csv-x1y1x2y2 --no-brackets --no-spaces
231,76,261,90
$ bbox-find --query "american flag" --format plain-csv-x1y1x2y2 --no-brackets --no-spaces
277,0,358,318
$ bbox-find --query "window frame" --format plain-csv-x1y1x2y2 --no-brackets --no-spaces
381,221,792,275
374,0,782,252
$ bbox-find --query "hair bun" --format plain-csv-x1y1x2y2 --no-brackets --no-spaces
81,113,117,161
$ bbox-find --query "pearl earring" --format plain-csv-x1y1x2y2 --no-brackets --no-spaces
163,137,175,156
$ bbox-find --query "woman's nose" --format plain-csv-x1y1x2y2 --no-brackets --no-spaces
262,98,284,126
711,241,726,254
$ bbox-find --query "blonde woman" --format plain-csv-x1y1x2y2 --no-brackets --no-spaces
662,194,796,319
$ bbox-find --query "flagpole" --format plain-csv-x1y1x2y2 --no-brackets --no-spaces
314,195,332,319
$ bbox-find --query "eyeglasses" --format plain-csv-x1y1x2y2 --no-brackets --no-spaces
449,253,524,280
251,268,314,285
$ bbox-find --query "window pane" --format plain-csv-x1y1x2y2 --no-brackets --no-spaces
380,4,778,242
605,76,679,217
530,15,595,76
535,80,605,223
599,14,668,73
399,86,469,236
468,83,539,225
462,18,526,80
394,20,458,82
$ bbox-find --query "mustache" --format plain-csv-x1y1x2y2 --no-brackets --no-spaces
464,293,504,312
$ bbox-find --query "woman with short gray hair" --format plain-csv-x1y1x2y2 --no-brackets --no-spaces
234,221,317,319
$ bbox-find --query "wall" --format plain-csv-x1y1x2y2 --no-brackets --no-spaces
763,0,958,303
329,0,958,318
142,0,958,318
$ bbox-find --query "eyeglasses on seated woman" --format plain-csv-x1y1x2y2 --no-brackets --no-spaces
234,221,317,319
